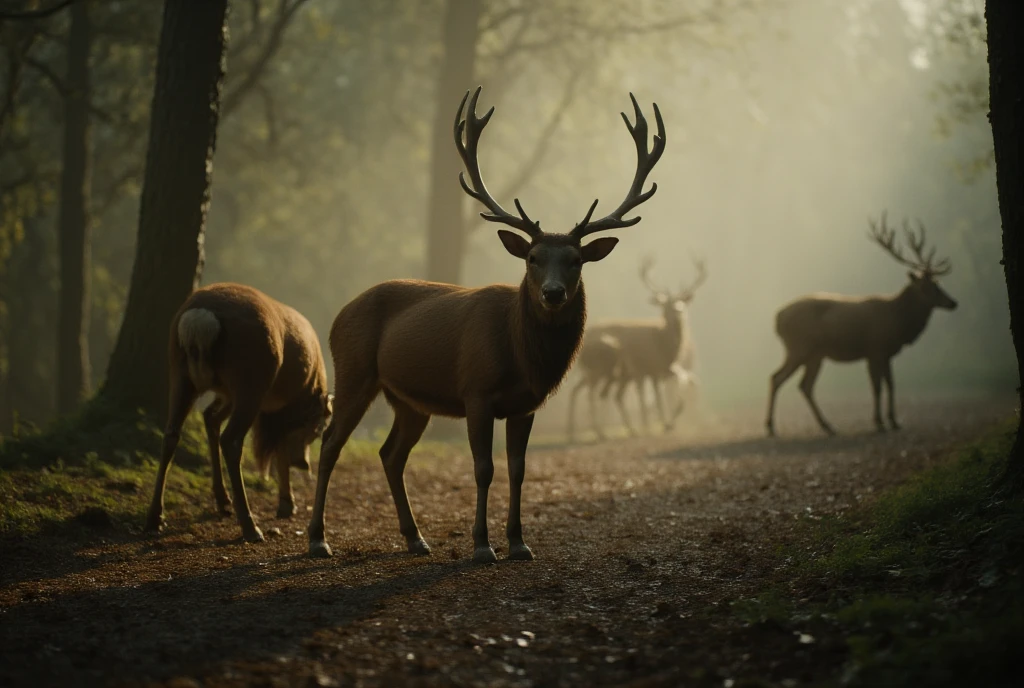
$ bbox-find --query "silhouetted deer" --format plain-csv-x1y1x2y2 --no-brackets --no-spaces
569,256,706,438
145,283,333,542
308,87,666,562
765,213,957,437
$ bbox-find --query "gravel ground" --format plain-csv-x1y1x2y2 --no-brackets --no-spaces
0,395,1014,688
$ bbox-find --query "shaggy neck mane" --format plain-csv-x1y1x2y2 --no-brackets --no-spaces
511,278,587,398
893,283,934,347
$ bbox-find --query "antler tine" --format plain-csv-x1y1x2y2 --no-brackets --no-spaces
867,211,920,271
454,87,542,238
570,94,666,239
679,256,708,300
638,255,665,295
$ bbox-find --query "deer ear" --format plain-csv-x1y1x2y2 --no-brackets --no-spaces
497,230,531,259
581,237,619,263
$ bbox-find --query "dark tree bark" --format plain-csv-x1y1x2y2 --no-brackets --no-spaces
55,0,92,416
101,0,228,418
424,0,482,285
986,0,1024,487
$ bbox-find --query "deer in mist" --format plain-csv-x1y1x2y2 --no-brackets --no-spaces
567,256,706,440
307,87,666,563
765,212,957,437
145,283,333,543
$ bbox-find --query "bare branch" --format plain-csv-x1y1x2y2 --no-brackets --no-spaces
222,0,310,119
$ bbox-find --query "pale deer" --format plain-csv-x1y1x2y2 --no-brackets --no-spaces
308,87,666,562
575,256,706,437
145,283,333,543
565,330,625,442
765,213,957,437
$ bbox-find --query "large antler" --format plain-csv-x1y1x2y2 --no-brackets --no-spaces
678,256,708,301
867,211,952,276
639,256,667,296
455,87,542,238
570,94,666,239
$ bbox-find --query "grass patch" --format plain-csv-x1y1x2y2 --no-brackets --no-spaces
734,423,1024,687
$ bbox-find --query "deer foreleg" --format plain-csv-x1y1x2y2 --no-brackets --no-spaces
506,413,535,561
466,401,497,564
868,359,885,432
220,400,264,543
566,378,586,442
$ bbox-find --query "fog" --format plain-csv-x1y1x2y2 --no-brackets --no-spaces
0,0,1012,436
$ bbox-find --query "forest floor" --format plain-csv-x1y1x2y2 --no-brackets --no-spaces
0,394,1019,688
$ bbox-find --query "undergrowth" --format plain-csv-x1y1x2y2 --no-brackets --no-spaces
734,423,1023,687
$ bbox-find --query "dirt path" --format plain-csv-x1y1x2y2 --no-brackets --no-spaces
0,397,1014,688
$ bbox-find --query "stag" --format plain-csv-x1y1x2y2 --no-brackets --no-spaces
145,283,333,542
307,87,666,562
765,212,957,436
570,256,706,438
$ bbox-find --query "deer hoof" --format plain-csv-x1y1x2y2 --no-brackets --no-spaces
242,525,265,544
473,546,497,564
143,514,164,533
890,421,902,431
276,501,297,519
309,539,334,558
508,543,534,561
408,538,432,555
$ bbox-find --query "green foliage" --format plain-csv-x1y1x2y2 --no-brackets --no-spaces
0,394,206,471
735,424,1024,687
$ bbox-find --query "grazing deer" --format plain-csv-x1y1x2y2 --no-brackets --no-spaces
145,283,333,543
574,256,706,437
308,87,666,562
765,213,957,437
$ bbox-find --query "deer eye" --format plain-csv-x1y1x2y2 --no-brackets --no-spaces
528,254,537,264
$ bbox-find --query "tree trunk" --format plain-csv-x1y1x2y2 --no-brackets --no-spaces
986,0,1024,488
101,0,228,418
424,0,482,285
56,0,92,417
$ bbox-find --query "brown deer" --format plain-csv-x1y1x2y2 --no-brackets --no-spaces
145,283,333,543
565,330,626,441
308,87,666,562
575,256,706,437
765,212,957,437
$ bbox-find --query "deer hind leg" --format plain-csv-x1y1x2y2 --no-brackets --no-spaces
466,400,497,564
799,357,835,436
145,371,198,533
307,378,379,558
219,397,266,543
202,398,233,516
882,359,900,430
867,359,885,432
379,392,431,555
613,380,637,436
766,353,802,437
506,413,536,561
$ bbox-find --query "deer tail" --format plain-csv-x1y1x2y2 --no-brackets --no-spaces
177,308,221,392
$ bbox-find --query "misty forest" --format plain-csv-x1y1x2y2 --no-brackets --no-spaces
1,0,1022,686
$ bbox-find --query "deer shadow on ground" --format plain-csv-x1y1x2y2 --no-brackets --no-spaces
0,551,474,687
